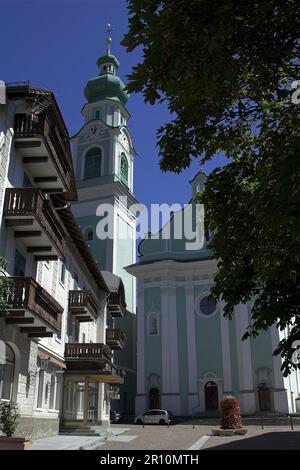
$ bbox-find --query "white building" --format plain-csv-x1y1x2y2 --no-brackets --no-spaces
0,83,126,438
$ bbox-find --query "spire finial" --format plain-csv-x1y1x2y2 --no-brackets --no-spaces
106,23,112,54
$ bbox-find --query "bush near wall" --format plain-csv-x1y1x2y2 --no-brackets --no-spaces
220,396,243,429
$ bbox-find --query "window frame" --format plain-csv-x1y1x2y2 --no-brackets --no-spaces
120,153,129,185
83,146,102,180
195,292,218,318
0,344,15,401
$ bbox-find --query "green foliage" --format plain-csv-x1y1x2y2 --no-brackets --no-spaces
123,0,300,374
0,257,11,317
0,402,20,437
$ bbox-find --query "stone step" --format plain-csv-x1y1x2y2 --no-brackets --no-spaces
59,426,109,437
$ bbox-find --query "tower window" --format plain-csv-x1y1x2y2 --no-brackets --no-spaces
120,153,128,185
84,147,102,179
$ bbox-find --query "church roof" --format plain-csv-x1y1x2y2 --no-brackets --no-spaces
84,39,129,105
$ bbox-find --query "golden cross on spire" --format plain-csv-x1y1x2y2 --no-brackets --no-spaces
106,23,112,53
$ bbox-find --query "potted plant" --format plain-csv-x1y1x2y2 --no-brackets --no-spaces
0,402,30,450
211,395,247,436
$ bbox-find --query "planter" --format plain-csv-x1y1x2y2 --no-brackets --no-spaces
0,436,30,450
211,428,247,436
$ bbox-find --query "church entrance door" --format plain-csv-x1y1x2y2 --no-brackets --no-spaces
149,387,160,409
205,381,219,411
258,383,272,411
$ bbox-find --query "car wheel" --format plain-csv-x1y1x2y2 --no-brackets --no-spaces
137,419,143,425
159,419,165,425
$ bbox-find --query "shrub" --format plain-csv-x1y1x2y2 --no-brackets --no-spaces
0,402,20,437
220,395,243,429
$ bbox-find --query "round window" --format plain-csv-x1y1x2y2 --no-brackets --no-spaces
199,295,217,316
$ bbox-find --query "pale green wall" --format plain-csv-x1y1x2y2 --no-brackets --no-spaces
228,318,240,395
144,287,162,390
176,287,189,415
194,285,223,379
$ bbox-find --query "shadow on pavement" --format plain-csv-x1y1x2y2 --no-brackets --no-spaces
206,432,300,450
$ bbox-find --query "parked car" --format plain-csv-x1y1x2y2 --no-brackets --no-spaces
110,410,123,423
134,409,174,425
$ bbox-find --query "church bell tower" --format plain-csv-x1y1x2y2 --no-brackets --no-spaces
71,29,138,413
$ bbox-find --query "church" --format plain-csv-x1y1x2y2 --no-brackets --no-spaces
126,171,300,417
69,35,300,418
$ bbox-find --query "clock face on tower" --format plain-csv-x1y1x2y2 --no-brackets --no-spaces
78,121,109,143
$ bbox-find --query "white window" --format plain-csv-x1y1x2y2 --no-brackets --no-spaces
60,257,66,286
0,343,15,401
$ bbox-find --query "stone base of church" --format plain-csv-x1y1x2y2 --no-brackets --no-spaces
161,394,181,415
273,389,289,414
238,392,256,415
135,394,147,415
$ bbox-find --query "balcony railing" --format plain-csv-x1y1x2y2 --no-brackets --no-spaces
106,328,126,350
3,188,64,256
65,342,112,362
14,113,73,192
64,342,125,382
107,292,126,317
5,277,63,335
68,290,98,321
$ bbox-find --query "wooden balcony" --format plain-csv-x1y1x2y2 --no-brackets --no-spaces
5,277,63,337
107,292,126,317
64,343,124,384
3,188,64,259
68,290,98,322
14,113,73,193
106,328,126,350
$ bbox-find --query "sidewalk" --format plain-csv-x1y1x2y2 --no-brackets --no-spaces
31,427,129,450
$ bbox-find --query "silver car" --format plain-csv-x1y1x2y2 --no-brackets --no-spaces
134,409,173,425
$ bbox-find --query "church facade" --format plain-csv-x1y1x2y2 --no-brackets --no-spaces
71,37,138,414
126,172,300,417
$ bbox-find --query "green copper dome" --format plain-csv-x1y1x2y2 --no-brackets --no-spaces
84,42,129,106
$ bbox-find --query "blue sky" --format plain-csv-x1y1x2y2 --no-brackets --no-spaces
1,0,225,210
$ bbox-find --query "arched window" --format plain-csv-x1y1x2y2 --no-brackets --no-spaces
120,153,129,185
83,227,94,242
0,343,15,400
84,147,102,180
148,313,159,336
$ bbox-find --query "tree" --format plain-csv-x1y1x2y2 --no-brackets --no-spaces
122,0,300,374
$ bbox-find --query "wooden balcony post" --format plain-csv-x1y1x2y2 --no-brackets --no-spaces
83,377,89,426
